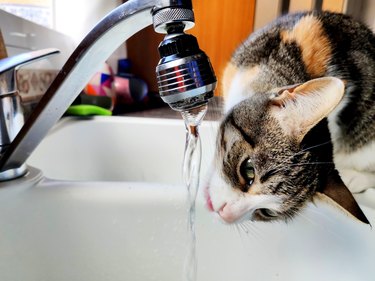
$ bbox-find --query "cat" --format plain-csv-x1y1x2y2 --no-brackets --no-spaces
204,11,375,224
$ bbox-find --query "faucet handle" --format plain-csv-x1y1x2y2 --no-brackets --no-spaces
0,48,59,180
0,48,60,96
0,48,60,77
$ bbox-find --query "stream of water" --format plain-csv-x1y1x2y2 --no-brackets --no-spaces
181,104,208,281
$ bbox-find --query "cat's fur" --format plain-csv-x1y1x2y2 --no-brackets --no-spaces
205,11,374,224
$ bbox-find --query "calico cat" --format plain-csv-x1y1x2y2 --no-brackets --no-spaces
205,11,375,224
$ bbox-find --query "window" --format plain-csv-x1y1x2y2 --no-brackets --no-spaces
0,0,53,28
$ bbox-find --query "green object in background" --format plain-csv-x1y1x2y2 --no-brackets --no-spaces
66,105,112,116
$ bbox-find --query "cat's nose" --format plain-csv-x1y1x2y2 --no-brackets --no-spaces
218,203,239,224
204,185,243,222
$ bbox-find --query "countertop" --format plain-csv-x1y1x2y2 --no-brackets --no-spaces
121,97,224,121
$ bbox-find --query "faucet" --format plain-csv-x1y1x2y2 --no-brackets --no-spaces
0,0,216,181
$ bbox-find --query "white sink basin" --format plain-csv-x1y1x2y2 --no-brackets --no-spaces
0,116,374,281
28,116,219,184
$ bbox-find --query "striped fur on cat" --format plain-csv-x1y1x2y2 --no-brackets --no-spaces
205,11,374,224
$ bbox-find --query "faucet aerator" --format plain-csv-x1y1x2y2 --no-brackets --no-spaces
155,31,216,111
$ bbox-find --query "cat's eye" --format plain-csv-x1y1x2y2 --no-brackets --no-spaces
257,208,278,219
240,158,255,186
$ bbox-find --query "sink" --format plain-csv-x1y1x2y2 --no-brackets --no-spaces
1,116,374,281
27,116,219,183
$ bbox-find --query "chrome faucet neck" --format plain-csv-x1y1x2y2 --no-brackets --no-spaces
0,0,215,181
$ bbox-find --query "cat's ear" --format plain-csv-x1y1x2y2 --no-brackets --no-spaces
270,77,345,141
315,169,370,225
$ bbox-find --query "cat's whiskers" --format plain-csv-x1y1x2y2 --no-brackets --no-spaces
298,140,333,154
284,136,341,165
234,224,248,244
231,224,239,236
242,220,263,240
234,221,251,237
287,161,334,167
261,160,335,181
241,221,274,255
270,138,336,169
233,223,263,259
239,222,250,235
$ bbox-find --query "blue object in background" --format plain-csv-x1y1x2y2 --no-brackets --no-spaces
113,58,151,114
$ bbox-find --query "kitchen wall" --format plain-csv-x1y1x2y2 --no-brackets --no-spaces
0,0,125,69
53,0,125,71
53,0,121,44
0,9,74,67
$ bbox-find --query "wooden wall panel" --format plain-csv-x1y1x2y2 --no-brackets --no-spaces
289,0,314,12
127,26,164,93
254,0,282,30
322,0,345,12
188,0,255,95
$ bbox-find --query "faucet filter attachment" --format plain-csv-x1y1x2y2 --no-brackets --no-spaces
152,0,195,34
155,27,216,111
152,7,195,34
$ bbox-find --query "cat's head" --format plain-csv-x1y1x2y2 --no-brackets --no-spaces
205,77,369,224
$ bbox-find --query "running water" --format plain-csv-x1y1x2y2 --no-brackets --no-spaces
181,104,208,281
